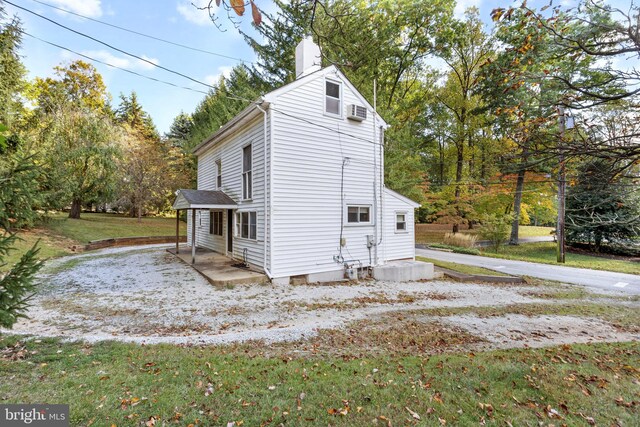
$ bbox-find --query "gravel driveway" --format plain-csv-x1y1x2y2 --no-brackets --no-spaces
5,245,638,349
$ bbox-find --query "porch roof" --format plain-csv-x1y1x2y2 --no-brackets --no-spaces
172,189,237,210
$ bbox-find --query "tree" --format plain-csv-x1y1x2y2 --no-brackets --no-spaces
33,60,111,115
43,108,120,218
478,213,513,253
186,65,266,153
492,1,640,168
116,94,187,219
165,112,194,149
566,158,640,253
0,153,44,329
116,91,159,142
0,9,26,129
432,9,494,231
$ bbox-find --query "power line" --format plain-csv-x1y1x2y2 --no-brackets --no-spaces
5,0,251,96
270,107,383,146
23,32,209,95
26,0,252,63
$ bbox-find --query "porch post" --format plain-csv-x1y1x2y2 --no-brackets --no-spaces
191,209,196,264
176,209,180,254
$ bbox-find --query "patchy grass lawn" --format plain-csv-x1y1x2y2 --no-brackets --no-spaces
415,224,552,244
480,242,640,275
2,213,186,272
0,336,637,426
417,256,510,277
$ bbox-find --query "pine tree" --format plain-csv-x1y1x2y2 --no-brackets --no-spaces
566,159,640,253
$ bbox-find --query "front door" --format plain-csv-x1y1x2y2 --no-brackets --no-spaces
227,209,233,254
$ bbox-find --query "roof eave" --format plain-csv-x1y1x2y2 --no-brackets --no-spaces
192,100,269,156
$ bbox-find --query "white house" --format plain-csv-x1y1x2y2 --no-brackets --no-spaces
173,37,432,284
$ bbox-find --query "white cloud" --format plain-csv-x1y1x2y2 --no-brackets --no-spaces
204,66,233,85
137,55,160,70
454,0,482,18
74,50,160,71
50,0,103,18
177,0,216,26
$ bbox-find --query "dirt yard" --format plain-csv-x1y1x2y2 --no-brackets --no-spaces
5,245,638,350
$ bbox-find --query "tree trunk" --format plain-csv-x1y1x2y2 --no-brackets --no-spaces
509,167,526,245
137,205,142,223
69,199,82,219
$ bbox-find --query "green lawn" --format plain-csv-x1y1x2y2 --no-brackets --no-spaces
46,212,186,243
481,242,640,275
2,212,186,271
417,256,510,277
0,336,637,426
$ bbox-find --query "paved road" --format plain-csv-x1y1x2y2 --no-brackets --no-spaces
416,248,640,295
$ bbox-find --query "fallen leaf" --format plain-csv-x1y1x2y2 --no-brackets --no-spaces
405,407,420,420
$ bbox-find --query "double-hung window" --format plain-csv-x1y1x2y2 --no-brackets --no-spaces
216,159,222,189
347,205,370,224
210,211,223,236
325,80,341,116
395,212,407,232
242,145,252,199
237,211,257,240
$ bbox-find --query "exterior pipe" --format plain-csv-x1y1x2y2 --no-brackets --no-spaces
255,102,273,279
191,208,196,264
372,80,379,266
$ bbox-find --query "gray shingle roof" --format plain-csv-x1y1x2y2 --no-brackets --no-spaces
173,189,237,209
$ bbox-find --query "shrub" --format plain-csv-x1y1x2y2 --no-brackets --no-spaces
478,214,512,253
443,232,477,248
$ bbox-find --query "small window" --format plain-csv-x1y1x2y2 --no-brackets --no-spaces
216,159,222,189
347,205,370,224
210,211,223,236
242,145,252,199
325,80,341,116
396,212,407,232
237,211,257,240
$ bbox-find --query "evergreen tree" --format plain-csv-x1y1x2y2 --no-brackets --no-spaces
566,159,640,253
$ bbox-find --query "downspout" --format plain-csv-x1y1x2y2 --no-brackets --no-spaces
372,80,378,266
380,126,385,262
255,102,273,279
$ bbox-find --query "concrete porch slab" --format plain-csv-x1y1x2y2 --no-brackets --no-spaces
168,246,268,286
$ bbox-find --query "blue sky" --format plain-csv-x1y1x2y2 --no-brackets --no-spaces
3,0,575,134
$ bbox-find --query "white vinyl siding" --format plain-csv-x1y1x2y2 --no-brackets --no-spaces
383,190,416,261
188,115,268,267
270,70,383,277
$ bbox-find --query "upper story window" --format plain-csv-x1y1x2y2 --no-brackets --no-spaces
242,144,252,200
325,80,342,116
215,159,222,189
